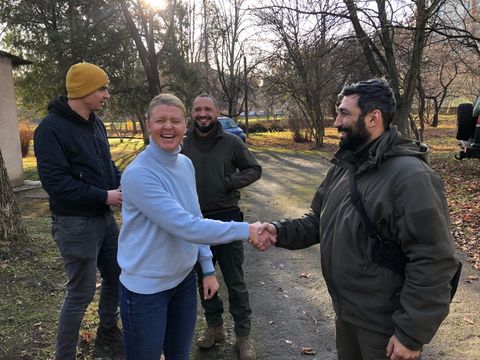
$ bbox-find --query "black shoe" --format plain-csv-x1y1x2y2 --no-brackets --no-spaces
96,325,124,350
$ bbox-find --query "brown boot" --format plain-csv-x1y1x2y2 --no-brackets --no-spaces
237,336,256,360
196,325,225,349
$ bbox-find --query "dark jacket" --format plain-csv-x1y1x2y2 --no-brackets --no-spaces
34,96,121,216
274,128,459,350
182,122,262,216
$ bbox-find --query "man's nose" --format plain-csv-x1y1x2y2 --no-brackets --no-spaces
333,115,342,128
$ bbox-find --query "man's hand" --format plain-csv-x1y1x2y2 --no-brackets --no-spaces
202,275,219,300
248,222,277,251
386,335,421,360
106,189,122,207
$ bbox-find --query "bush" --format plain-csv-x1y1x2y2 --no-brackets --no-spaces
288,116,311,143
19,121,34,157
239,120,287,133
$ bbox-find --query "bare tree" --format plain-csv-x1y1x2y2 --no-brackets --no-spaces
342,0,453,135
255,0,367,146
119,0,163,98
0,150,27,243
203,0,254,116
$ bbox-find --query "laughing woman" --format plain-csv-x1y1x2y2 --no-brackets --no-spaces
117,94,264,360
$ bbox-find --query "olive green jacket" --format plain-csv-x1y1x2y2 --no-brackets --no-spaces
274,127,459,350
182,122,261,216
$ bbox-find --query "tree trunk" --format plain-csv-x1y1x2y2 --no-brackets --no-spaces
0,149,27,243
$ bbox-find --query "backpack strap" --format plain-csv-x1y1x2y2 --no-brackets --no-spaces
349,172,408,277
349,171,462,300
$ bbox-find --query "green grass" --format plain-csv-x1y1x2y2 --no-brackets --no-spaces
0,217,63,359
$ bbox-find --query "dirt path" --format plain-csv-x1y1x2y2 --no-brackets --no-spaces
193,148,480,360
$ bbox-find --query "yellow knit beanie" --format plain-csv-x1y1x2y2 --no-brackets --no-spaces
66,62,109,99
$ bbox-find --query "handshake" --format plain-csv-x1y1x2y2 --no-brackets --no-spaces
248,222,277,251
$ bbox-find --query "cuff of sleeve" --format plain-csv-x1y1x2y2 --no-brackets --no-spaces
271,222,284,247
202,271,216,277
199,259,215,275
99,189,109,205
394,327,423,351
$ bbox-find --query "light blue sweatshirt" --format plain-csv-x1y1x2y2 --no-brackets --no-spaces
118,140,250,294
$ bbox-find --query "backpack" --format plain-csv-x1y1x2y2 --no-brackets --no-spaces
349,172,462,300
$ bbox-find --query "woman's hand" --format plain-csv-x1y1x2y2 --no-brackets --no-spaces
202,275,220,300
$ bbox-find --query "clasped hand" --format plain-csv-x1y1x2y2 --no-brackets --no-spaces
248,222,277,251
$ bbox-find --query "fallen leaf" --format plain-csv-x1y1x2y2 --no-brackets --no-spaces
301,347,316,355
299,272,312,278
464,317,475,325
285,339,293,344
269,320,274,325
467,275,478,281
80,331,94,344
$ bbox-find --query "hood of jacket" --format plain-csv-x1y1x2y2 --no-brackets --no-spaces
47,96,96,126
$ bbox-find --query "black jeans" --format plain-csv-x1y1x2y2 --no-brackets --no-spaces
196,209,252,337
52,212,120,360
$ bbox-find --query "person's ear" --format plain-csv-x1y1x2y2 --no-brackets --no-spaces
366,109,382,129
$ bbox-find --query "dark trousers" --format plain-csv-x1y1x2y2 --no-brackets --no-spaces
195,209,252,337
335,317,417,360
52,212,120,360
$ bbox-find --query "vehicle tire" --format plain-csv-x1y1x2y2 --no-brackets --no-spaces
456,103,475,140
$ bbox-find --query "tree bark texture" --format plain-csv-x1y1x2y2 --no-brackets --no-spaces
0,149,26,243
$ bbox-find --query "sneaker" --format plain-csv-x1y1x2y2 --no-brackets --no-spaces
96,325,124,350
196,324,225,349
237,335,256,360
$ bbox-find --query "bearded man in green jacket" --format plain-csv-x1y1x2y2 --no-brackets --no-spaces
254,79,460,360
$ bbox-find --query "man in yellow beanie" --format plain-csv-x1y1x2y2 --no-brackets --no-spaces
34,62,123,359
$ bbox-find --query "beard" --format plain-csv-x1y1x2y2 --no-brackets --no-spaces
338,115,370,151
194,119,216,133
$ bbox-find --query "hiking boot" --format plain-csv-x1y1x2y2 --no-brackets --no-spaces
237,335,256,360
96,325,124,350
196,325,225,349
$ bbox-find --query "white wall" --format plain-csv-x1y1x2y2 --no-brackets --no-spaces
0,56,25,186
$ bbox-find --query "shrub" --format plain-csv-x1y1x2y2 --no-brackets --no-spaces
288,116,311,143
240,120,287,133
19,121,34,157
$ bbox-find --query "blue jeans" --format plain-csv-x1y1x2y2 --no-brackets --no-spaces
120,271,197,360
52,212,120,360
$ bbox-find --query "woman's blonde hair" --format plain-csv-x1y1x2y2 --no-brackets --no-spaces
147,93,187,119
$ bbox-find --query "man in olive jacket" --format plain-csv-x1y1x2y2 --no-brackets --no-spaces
254,79,460,360
182,94,261,360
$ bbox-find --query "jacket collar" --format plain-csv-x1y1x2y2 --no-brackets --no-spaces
331,127,429,175
48,96,97,126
